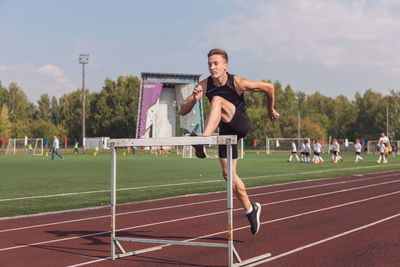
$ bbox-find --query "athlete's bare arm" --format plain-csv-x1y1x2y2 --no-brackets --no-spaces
180,79,207,115
234,76,280,121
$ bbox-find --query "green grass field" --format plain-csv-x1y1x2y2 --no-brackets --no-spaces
0,151,399,218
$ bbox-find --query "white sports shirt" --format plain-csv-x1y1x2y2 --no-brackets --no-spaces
291,143,297,152
355,143,362,153
379,136,389,144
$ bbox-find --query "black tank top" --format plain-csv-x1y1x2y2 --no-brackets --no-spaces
205,72,246,112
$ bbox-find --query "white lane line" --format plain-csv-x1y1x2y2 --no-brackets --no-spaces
67,190,400,267
1,182,399,253
68,257,111,267
248,212,400,266
2,164,399,202
1,173,397,233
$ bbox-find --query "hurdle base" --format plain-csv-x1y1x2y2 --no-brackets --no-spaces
233,252,272,266
112,236,271,265
112,237,231,260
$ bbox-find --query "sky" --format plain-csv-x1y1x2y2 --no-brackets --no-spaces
0,0,399,103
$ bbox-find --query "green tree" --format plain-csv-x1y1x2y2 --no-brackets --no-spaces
304,92,334,132
50,96,60,125
0,81,7,107
10,120,30,138
301,117,327,140
330,95,357,139
385,90,400,140
0,104,11,137
58,89,88,138
6,82,35,122
88,75,140,138
37,93,51,121
30,119,67,139
352,89,386,139
281,84,297,116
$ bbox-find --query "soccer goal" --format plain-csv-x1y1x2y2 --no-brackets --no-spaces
182,137,244,159
85,137,110,150
5,138,44,156
266,137,310,154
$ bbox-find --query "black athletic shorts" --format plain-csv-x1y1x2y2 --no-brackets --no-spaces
356,152,360,155
291,151,297,155
305,152,310,156
333,151,338,155
218,110,251,159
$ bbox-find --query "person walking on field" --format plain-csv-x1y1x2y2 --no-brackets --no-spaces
311,139,318,163
300,140,306,162
180,48,280,235
304,140,311,163
312,140,324,164
354,139,363,163
288,140,300,162
332,139,342,163
377,140,387,164
52,135,64,160
379,133,391,159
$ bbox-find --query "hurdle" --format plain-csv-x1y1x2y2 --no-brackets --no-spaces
108,135,271,266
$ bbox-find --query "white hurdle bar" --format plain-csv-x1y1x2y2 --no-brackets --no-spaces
107,135,271,266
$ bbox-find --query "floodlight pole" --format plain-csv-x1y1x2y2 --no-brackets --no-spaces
79,54,89,153
298,110,300,144
386,106,389,137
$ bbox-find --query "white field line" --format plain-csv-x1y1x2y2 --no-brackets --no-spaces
1,163,399,202
1,181,399,253
248,212,400,266
0,173,397,233
67,190,400,267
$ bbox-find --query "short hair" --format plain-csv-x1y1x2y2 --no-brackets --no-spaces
208,48,228,63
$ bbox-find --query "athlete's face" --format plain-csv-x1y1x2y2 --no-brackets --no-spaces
208,55,228,78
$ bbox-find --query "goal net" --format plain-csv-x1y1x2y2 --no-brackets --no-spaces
5,138,44,156
182,137,244,159
85,137,110,150
266,137,311,154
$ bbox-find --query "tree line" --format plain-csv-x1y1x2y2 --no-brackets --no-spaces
0,76,399,148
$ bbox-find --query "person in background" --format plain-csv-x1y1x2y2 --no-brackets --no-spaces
74,141,79,154
354,139,363,163
52,135,64,160
288,140,300,163
378,133,390,159
313,140,324,164
304,140,311,163
377,140,387,164
300,140,306,162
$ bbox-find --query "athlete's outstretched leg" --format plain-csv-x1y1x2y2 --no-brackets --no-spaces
220,158,261,234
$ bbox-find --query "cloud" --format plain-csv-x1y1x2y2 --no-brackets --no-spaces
36,64,70,84
0,65,14,71
0,64,77,102
201,0,400,72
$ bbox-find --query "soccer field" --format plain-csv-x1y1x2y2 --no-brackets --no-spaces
0,152,399,218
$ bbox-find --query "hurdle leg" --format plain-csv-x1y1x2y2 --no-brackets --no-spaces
111,144,116,260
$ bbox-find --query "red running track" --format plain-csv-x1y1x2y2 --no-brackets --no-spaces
1,170,400,266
